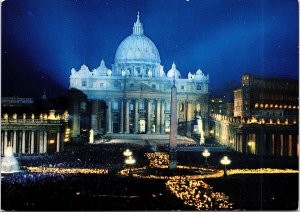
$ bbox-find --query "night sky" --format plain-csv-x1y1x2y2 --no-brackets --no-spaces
2,0,298,98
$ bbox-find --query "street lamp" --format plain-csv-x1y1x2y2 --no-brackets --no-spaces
202,149,210,167
125,156,136,176
220,156,231,177
123,149,132,157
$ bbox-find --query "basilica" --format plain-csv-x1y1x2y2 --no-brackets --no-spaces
69,13,209,140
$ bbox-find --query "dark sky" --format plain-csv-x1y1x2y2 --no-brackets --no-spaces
2,0,298,98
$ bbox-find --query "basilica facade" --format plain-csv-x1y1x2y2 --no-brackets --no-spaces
69,13,209,140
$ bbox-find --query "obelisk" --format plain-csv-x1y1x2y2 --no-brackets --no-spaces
169,79,177,169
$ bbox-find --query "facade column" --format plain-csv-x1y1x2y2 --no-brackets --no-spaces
156,99,161,134
160,100,165,134
147,99,151,134
125,99,130,133
134,99,139,134
186,101,192,137
39,131,44,154
120,99,124,133
56,132,60,152
4,131,8,155
91,100,99,134
13,130,17,154
31,131,34,154
106,99,112,134
22,130,26,154
43,131,47,154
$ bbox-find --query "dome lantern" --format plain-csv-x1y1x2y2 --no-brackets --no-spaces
132,11,144,35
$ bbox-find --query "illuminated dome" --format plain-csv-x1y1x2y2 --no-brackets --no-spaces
167,62,181,78
114,13,161,77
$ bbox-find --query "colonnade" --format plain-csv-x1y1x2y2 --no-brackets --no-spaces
213,119,299,157
233,131,298,157
1,129,61,156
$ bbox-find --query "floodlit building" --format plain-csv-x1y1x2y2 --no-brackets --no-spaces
211,74,299,157
234,74,298,118
69,13,210,140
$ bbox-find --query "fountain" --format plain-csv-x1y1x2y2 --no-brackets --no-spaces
1,146,20,173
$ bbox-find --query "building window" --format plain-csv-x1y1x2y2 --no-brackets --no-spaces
112,102,118,110
139,101,145,110
130,84,134,88
100,83,104,87
197,85,201,90
82,80,86,87
152,84,156,89
181,85,184,90
130,103,134,111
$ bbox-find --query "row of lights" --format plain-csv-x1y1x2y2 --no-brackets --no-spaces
255,103,298,110
26,166,108,174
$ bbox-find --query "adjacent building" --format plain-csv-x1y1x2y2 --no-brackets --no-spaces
69,13,210,140
234,74,298,118
211,74,298,157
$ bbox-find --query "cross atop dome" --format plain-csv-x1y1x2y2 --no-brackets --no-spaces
133,11,144,35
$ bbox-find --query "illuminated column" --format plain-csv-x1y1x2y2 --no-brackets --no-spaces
56,132,60,152
120,99,124,133
134,99,139,134
4,130,8,155
106,99,112,134
91,100,99,134
72,99,80,137
13,130,17,154
147,99,151,134
39,131,44,154
186,100,192,137
31,131,34,154
160,100,165,134
21,130,26,154
43,131,47,154
156,99,161,134
125,99,130,133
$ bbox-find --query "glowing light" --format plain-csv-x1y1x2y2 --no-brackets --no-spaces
49,140,55,144
125,156,136,165
202,149,210,158
123,149,132,157
220,156,231,165
254,103,258,108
